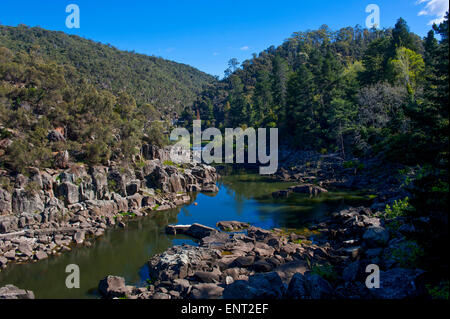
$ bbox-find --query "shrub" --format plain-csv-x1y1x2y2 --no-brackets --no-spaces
426,281,449,300
384,197,413,219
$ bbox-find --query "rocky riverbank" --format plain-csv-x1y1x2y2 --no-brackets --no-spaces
97,203,430,299
0,146,219,270
93,150,437,300
275,149,410,211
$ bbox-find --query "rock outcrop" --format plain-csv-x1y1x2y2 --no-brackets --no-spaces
0,154,219,270
0,285,35,299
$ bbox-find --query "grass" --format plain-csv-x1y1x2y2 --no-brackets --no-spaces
295,239,312,245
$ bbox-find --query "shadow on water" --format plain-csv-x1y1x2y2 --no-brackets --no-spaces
0,172,374,299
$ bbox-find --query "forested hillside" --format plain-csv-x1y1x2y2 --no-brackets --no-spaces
0,25,215,114
184,17,448,171
0,25,215,172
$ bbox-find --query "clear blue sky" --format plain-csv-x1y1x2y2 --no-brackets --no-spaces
0,0,448,77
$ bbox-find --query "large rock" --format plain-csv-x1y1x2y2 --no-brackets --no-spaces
286,273,307,299
223,272,285,299
98,276,129,298
363,226,390,247
12,189,45,215
0,188,12,215
89,166,109,199
58,182,80,205
286,272,333,299
0,285,34,299
370,268,425,299
186,224,218,239
304,273,333,299
148,245,218,281
216,221,250,231
189,283,224,299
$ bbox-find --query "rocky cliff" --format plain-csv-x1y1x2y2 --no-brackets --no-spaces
0,146,219,269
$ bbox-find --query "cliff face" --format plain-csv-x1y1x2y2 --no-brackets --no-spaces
0,146,219,269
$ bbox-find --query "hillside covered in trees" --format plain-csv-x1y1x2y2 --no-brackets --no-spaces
0,24,215,171
184,17,448,169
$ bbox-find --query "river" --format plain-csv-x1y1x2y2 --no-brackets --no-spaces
0,173,373,299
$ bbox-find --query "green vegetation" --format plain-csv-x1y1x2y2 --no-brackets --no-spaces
0,25,215,172
384,197,413,219
386,240,424,268
426,281,449,299
311,263,338,282
182,16,448,175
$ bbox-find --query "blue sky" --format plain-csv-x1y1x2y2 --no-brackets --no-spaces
0,0,448,77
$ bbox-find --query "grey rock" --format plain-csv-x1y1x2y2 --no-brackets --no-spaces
286,273,307,299
58,182,80,205
189,283,224,299
0,188,12,215
303,273,333,299
216,221,250,231
370,268,425,299
363,226,390,247
223,272,285,299
98,276,128,298
0,285,35,299
342,261,360,282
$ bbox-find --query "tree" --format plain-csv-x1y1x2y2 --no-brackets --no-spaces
388,47,425,96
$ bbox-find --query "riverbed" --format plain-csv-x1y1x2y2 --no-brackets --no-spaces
0,173,373,299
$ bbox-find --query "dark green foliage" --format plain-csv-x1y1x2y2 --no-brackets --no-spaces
183,17,447,171
0,25,215,114
0,25,215,172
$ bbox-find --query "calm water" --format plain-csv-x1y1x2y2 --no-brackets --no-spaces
0,173,373,299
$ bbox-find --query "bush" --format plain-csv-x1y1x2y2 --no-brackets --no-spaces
384,197,413,219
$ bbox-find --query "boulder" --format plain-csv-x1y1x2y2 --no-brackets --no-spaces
89,166,109,199
223,272,285,299
0,285,35,299
73,231,85,244
0,256,8,267
0,188,12,215
193,271,220,283
286,273,307,299
363,226,390,247
98,276,129,298
303,273,333,299
216,221,250,231
189,283,224,299
34,250,48,260
185,224,218,239
342,261,360,282
58,182,80,205
370,268,425,299
12,189,44,215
